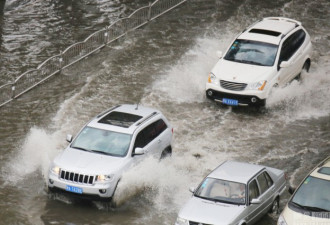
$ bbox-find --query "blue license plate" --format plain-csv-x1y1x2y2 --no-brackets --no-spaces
222,98,238,106
66,185,83,194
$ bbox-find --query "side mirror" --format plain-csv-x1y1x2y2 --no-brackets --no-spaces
251,198,261,204
189,187,195,193
288,186,296,195
134,147,145,156
216,51,223,59
66,134,73,143
280,61,290,68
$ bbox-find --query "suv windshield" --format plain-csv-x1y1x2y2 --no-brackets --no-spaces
71,127,131,157
194,178,246,205
290,176,330,212
224,39,278,66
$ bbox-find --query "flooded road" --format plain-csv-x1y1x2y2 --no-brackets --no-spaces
0,0,329,224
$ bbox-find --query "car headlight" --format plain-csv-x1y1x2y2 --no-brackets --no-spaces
277,214,287,225
50,165,60,175
208,72,218,84
175,216,189,225
96,174,113,182
246,80,267,91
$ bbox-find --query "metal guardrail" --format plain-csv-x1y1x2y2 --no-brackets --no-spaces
0,0,186,108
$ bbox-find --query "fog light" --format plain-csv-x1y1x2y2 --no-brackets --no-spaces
49,179,54,184
208,90,213,96
251,97,257,103
99,189,107,194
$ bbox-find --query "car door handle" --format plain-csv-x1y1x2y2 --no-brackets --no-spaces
158,139,162,144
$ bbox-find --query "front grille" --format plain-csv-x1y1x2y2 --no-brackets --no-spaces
60,169,95,185
220,80,247,91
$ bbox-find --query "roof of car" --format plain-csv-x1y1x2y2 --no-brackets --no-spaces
208,161,265,184
238,17,301,45
310,156,330,181
87,104,160,133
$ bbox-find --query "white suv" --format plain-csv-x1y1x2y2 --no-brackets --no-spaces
206,17,312,106
48,104,173,201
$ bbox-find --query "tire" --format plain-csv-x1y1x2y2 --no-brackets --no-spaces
160,146,172,159
296,60,310,81
269,197,280,215
303,60,310,73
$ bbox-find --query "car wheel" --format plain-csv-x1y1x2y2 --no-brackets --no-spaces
160,146,172,159
269,197,280,216
109,180,120,208
303,60,310,73
296,60,311,80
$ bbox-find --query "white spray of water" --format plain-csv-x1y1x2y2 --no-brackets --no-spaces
267,56,330,121
4,128,61,185
149,37,231,104
112,153,232,217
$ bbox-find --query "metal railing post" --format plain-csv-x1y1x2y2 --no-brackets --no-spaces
11,83,15,99
59,51,63,72
148,2,152,21
104,26,108,45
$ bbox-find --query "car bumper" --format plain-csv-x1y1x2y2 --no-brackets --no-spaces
48,173,117,200
205,82,267,106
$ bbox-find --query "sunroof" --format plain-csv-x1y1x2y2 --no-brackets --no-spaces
318,167,330,176
249,29,281,37
98,111,142,128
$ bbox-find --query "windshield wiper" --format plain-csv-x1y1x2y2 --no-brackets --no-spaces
291,202,329,212
72,146,91,152
195,195,240,205
90,149,111,155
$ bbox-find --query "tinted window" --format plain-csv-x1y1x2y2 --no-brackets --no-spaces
249,180,260,201
264,172,274,187
133,119,167,150
257,173,270,194
279,29,306,63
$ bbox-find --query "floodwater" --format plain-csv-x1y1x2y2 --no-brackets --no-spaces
0,0,329,224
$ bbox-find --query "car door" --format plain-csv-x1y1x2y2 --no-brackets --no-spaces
277,29,306,84
243,179,261,224
255,172,275,215
132,119,167,159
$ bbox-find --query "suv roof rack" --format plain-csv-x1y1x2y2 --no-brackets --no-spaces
263,17,301,26
96,105,121,118
136,111,158,126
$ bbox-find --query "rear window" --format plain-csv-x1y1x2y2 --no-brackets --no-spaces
98,111,142,128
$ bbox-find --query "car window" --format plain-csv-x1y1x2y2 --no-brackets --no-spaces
224,39,278,66
257,172,270,194
264,172,274,187
279,29,306,64
133,119,167,150
195,178,246,205
290,176,330,212
71,127,131,157
249,179,260,201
